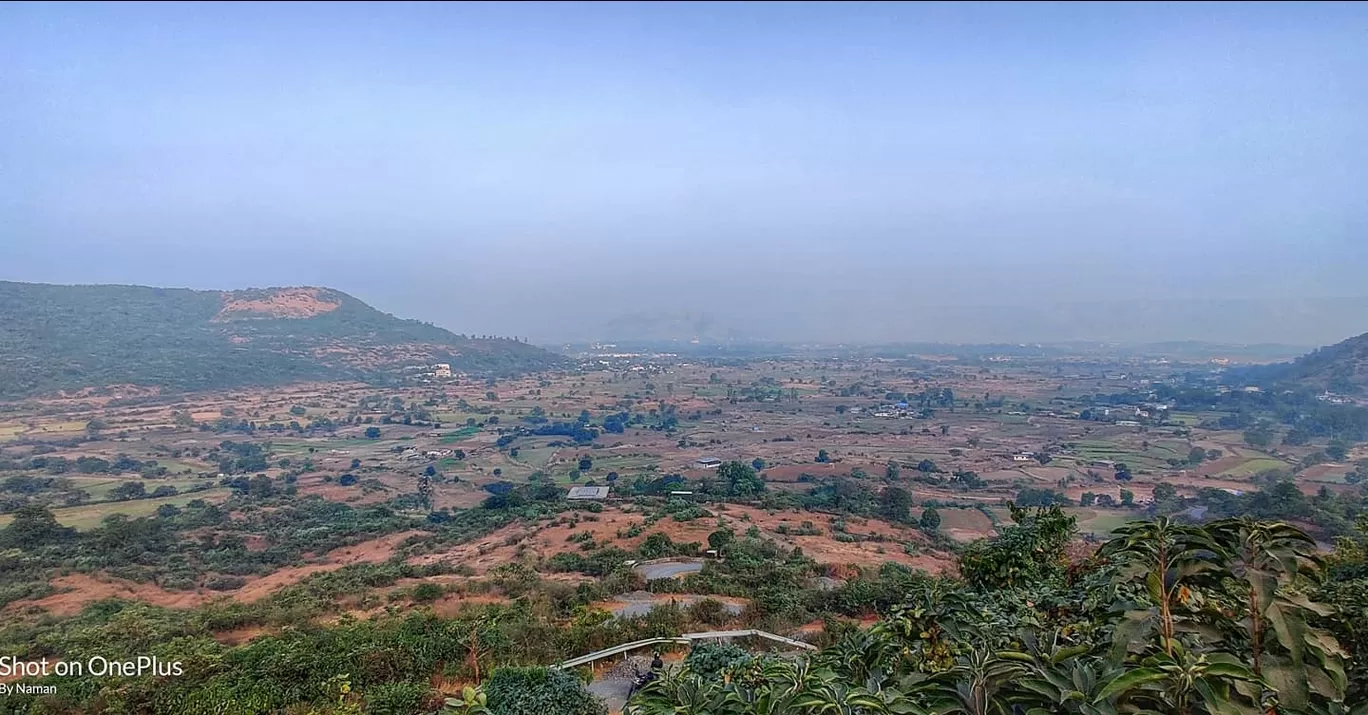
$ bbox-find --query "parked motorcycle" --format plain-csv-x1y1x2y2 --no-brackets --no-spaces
626,662,657,698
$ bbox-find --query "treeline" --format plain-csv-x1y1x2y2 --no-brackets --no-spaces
1151,383,1368,442
0,454,169,477
1187,479,1366,536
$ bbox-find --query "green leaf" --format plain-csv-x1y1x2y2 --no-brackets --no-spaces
1094,668,1166,702
1052,644,1092,664
1305,665,1338,700
1196,678,1260,715
1283,590,1335,617
1247,568,1278,611
1015,678,1062,701
1265,600,1308,664
1172,559,1221,582
1144,570,1164,603
995,651,1036,664
1262,659,1310,710
1200,662,1256,680
1110,610,1156,661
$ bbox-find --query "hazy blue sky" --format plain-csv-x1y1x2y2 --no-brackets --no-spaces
3,2,1366,344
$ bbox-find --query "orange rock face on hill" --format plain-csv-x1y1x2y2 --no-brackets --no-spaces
213,287,342,321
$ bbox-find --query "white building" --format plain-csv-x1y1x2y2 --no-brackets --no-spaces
567,486,610,500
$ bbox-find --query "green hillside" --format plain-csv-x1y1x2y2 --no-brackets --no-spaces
1231,330,1368,396
0,281,564,398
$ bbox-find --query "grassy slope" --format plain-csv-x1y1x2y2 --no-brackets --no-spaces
0,281,564,398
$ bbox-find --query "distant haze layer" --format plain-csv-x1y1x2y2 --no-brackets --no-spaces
2,2,1365,345
577,298,1368,348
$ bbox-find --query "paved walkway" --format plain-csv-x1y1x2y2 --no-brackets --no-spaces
633,559,704,580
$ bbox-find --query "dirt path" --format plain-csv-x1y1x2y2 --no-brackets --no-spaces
634,559,704,580
597,592,748,619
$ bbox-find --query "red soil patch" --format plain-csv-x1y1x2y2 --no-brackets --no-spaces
14,574,206,617
230,529,427,602
214,287,340,321
10,530,429,617
1300,464,1351,481
1018,466,1075,482
295,472,395,505
242,534,271,552
407,505,955,575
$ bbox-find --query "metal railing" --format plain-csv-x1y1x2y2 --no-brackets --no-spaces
553,629,816,670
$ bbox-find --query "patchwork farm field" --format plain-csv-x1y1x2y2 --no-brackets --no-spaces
0,352,1361,660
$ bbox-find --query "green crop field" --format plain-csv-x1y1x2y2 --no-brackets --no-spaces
1071,508,1134,536
509,446,557,469
583,454,659,473
1070,438,1177,471
0,488,230,531
61,476,124,499
1143,440,1188,459
1165,412,1204,426
1220,457,1290,478
439,426,481,443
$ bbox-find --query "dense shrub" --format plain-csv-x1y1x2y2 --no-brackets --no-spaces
203,574,247,591
684,642,752,680
363,681,431,715
485,666,607,715
412,582,444,603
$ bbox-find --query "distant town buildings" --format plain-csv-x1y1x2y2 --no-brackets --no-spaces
694,458,722,469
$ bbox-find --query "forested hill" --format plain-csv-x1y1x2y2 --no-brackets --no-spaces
0,281,564,398
1234,330,1368,395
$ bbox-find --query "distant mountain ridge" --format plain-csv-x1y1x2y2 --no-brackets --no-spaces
1234,331,1368,394
0,281,564,399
